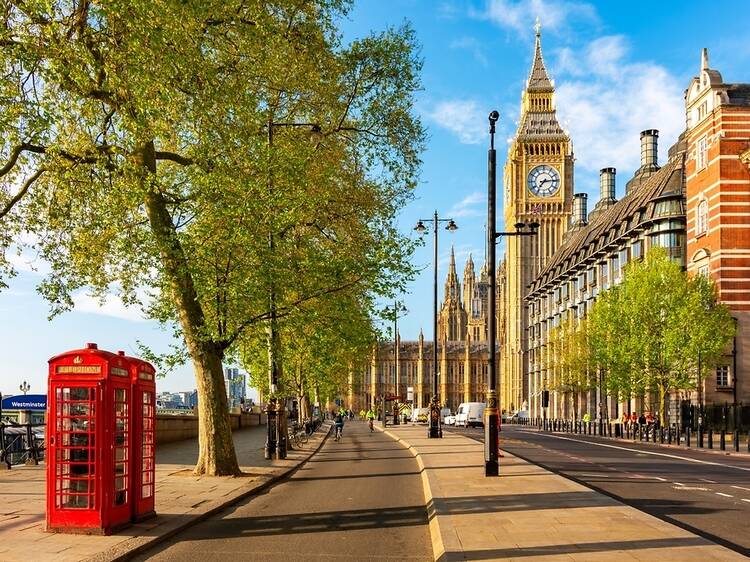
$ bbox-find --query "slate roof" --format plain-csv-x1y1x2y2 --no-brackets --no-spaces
528,149,686,297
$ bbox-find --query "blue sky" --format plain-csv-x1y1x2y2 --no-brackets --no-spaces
2,0,749,396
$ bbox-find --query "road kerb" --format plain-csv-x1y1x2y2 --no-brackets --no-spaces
380,426,450,562
86,421,333,562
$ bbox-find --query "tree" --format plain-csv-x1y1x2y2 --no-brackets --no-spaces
1,1,424,475
548,316,592,419
588,248,735,421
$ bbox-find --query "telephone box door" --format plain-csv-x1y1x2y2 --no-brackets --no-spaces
48,384,99,527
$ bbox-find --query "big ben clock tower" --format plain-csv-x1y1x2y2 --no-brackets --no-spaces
501,21,574,413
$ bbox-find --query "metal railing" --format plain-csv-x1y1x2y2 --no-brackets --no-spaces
0,423,45,467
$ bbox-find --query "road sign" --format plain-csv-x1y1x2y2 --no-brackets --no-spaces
1,394,47,411
407,386,414,401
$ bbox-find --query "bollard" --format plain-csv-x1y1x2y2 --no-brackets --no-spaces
668,427,673,445
698,427,704,448
735,430,740,453
686,428,691,447
660,427,664,444
720,430,726,451
639,426,643,441
676,427,681,446
653,426,657,443
708,429,714,449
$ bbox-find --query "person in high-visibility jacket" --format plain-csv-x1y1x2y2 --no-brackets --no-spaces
366,408,376,432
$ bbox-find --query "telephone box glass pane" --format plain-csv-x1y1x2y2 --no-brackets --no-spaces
113,387,129,506
141,391,155,499
54,385,95,510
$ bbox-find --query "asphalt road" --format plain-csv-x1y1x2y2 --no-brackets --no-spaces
135,421,433,562
447,424,750,557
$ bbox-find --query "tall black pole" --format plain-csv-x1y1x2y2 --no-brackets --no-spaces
485,111,500,476
429,211,442,438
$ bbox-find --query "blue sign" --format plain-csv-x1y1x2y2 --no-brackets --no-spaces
1,394,47,411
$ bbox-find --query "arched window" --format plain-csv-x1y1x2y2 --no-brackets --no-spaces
696,199,708,235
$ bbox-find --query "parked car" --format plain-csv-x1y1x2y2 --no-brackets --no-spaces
455,402,485,427
414,407,430,423
510,410,529,423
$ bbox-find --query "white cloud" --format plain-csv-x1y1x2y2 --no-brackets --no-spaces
426,99,487,145
476,0,598,34
450,36,489,67
449,191,486,218
553,35,685,174
72,291,149,323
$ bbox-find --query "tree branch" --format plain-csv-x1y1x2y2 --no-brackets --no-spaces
0,167,45,219
155,151,195,166
220,275,365,351
0,143,46,178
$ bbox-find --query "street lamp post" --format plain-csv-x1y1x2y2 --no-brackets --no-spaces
485,110,539,476
415,212,458,438
19,381,30,395
264,119,323,460
392,301,407,426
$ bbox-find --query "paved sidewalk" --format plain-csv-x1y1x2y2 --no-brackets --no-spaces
0,423,330,562
384,424,746,562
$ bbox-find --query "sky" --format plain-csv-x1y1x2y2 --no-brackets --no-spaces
2,0,749,397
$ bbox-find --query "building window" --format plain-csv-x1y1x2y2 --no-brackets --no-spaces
599,263,608,288
587,268,597,288
696,199,708,235
696,135,708,170
716,365,730,388
631,240,642,261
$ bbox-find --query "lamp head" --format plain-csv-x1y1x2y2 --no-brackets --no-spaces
489,110,500,124
414,220,427,233
445,219,458,232
527,221,540,233
514,222,526,231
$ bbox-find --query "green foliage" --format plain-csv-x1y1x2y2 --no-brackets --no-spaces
0,1,424,473
587,248,735,420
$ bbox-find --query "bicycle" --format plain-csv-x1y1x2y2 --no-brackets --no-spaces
368,419,374,433
334,424,343,441
288,424,308,448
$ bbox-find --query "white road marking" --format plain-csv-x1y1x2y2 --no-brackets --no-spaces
701,478,718,484
742,498,750,503
523,431,750,473
732,485,750,492
673,482,684,486
653,476,667,482
673,486,709,491
716,492,733,498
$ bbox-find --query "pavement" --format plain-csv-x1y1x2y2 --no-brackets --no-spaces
135,420,433,561
386,423,748,562
0,422,331,562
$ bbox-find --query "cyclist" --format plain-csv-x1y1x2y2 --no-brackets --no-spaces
366,408,376,432
334,410,345,441
359,409,366,420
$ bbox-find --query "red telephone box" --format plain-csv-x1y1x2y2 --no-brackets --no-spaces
47,343,133,534
118,351,156,522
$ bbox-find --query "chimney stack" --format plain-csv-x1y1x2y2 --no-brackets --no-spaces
599,167,616,203
571,193,588,228
640,129,659,168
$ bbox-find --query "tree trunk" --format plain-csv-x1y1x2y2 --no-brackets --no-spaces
137,140,240,476
659,384,667,425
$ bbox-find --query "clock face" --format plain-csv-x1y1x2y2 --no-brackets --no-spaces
527,165,561,197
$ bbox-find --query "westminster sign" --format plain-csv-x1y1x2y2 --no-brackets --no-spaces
1,394,47,411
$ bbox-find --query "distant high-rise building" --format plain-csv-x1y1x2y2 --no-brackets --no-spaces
224,367,247,409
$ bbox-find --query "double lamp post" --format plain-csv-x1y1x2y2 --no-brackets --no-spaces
414,213,458,439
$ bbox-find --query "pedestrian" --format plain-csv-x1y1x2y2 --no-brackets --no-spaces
366,408,376,432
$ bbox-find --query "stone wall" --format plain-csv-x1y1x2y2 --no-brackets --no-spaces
156,412,267,444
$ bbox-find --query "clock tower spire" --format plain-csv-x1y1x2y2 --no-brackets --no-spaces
500,22,574,414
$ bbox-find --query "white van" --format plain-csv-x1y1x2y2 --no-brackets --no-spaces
455,402,486,427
